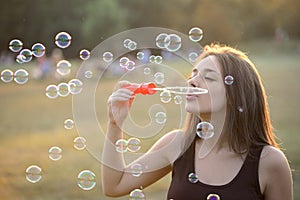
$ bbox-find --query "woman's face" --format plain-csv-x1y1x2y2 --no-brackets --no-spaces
185,55,226,116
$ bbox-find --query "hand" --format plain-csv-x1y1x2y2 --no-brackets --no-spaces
107,81,135,127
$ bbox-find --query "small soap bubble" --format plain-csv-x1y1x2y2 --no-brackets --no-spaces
155,111,167,124
165,34,181,52
77,170,96,191
174,95,183,104
136,51,145,61
31,43,46,57
74,137,86,150
155,56,163,64
9,39,23,52
57,82,70,97
127,137,141,153
69,79,83,95
188,172,198,183
14,69,29,84
79,49,90,60
119,57,129,68
160,90,172,104
48,146,62,161
207,194,221,200
196,122,214,139
129,189,145,200
189,27,203,42
155,33,168,49
55,32,71,48
128,41,137,51
1,69,14,83
143,67,151,75
46,84,59,99
123,38,131,48
130,163,143,177
64,119,74,130
224,75,234,85
56,60,71,76
103,51,113,62
20,49,32,62
154,72,164,84
25,165,42,183
125,60,135,71
16,54,25,64
188,52,198,62
115,139,128,153
84,70,93,79
237,106,244,113
149,55,155,63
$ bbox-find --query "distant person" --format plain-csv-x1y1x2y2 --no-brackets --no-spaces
102,43,293,199
34,55,51,80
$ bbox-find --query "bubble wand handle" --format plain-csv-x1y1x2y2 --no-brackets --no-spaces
123,82,157,95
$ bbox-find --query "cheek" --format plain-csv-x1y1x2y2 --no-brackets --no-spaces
209,87,226,111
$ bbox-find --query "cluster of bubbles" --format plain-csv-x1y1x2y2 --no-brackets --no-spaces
45,79,83,99
1,68,29,84
155,33,182,52
115,137,141,153
119,56,136,71
149,55,163,64
123,38,137,51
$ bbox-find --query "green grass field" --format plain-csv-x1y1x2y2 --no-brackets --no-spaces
0,40,299,199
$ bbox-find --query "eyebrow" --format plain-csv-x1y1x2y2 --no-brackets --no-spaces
192,68,220,74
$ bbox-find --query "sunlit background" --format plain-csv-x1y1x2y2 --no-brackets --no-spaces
0,0,299,199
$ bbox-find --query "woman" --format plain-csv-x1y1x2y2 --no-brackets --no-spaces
102,43,293,199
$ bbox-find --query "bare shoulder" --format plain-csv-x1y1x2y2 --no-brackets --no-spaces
259,145,293,199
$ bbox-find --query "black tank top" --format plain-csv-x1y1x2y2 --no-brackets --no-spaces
167,141,264,200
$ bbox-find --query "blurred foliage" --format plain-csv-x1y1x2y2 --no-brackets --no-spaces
0,0,299,57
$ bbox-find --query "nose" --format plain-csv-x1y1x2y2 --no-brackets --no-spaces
188,75,207,89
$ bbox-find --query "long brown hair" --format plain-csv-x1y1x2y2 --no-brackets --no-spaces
183,43,278,155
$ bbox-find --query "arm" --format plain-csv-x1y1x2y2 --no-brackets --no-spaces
101,81,179,197
259,146,293,200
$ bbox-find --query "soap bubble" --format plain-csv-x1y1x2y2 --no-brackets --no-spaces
149,55,155,63
155,111,167,124
129,189,145,200
154,56,163,64
79,49,90,60
9,39,23,52
57,82,70,97
127,137,141,152
46,84,59,99
237,106,244,113
207,194,221,200
25,165,42,183
224,75,234,85
125,60,135,71
174,95,183,104
55,32,71,48
74,136,86,150
128,41,137,51
56,60,71,76
119,57,129,68
69,79,83,95
188,172,198,183
48,146,62,161
19,49,32,63
103,51,113,62
123,38,131,48
77,170,96,191
159,90,172,103
154,72,164,84
32,43,46,57
115,139,128,153
188,52,198,62
64,119,74,130
143,67,151,75
129,163,143,177
188,27,203,42
165,34,181,52
84,70,93,79
1,69,14,83
14,69,29,84
196,122,214,139
136,52,145,60
16,54,25,64
155,33,168,49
